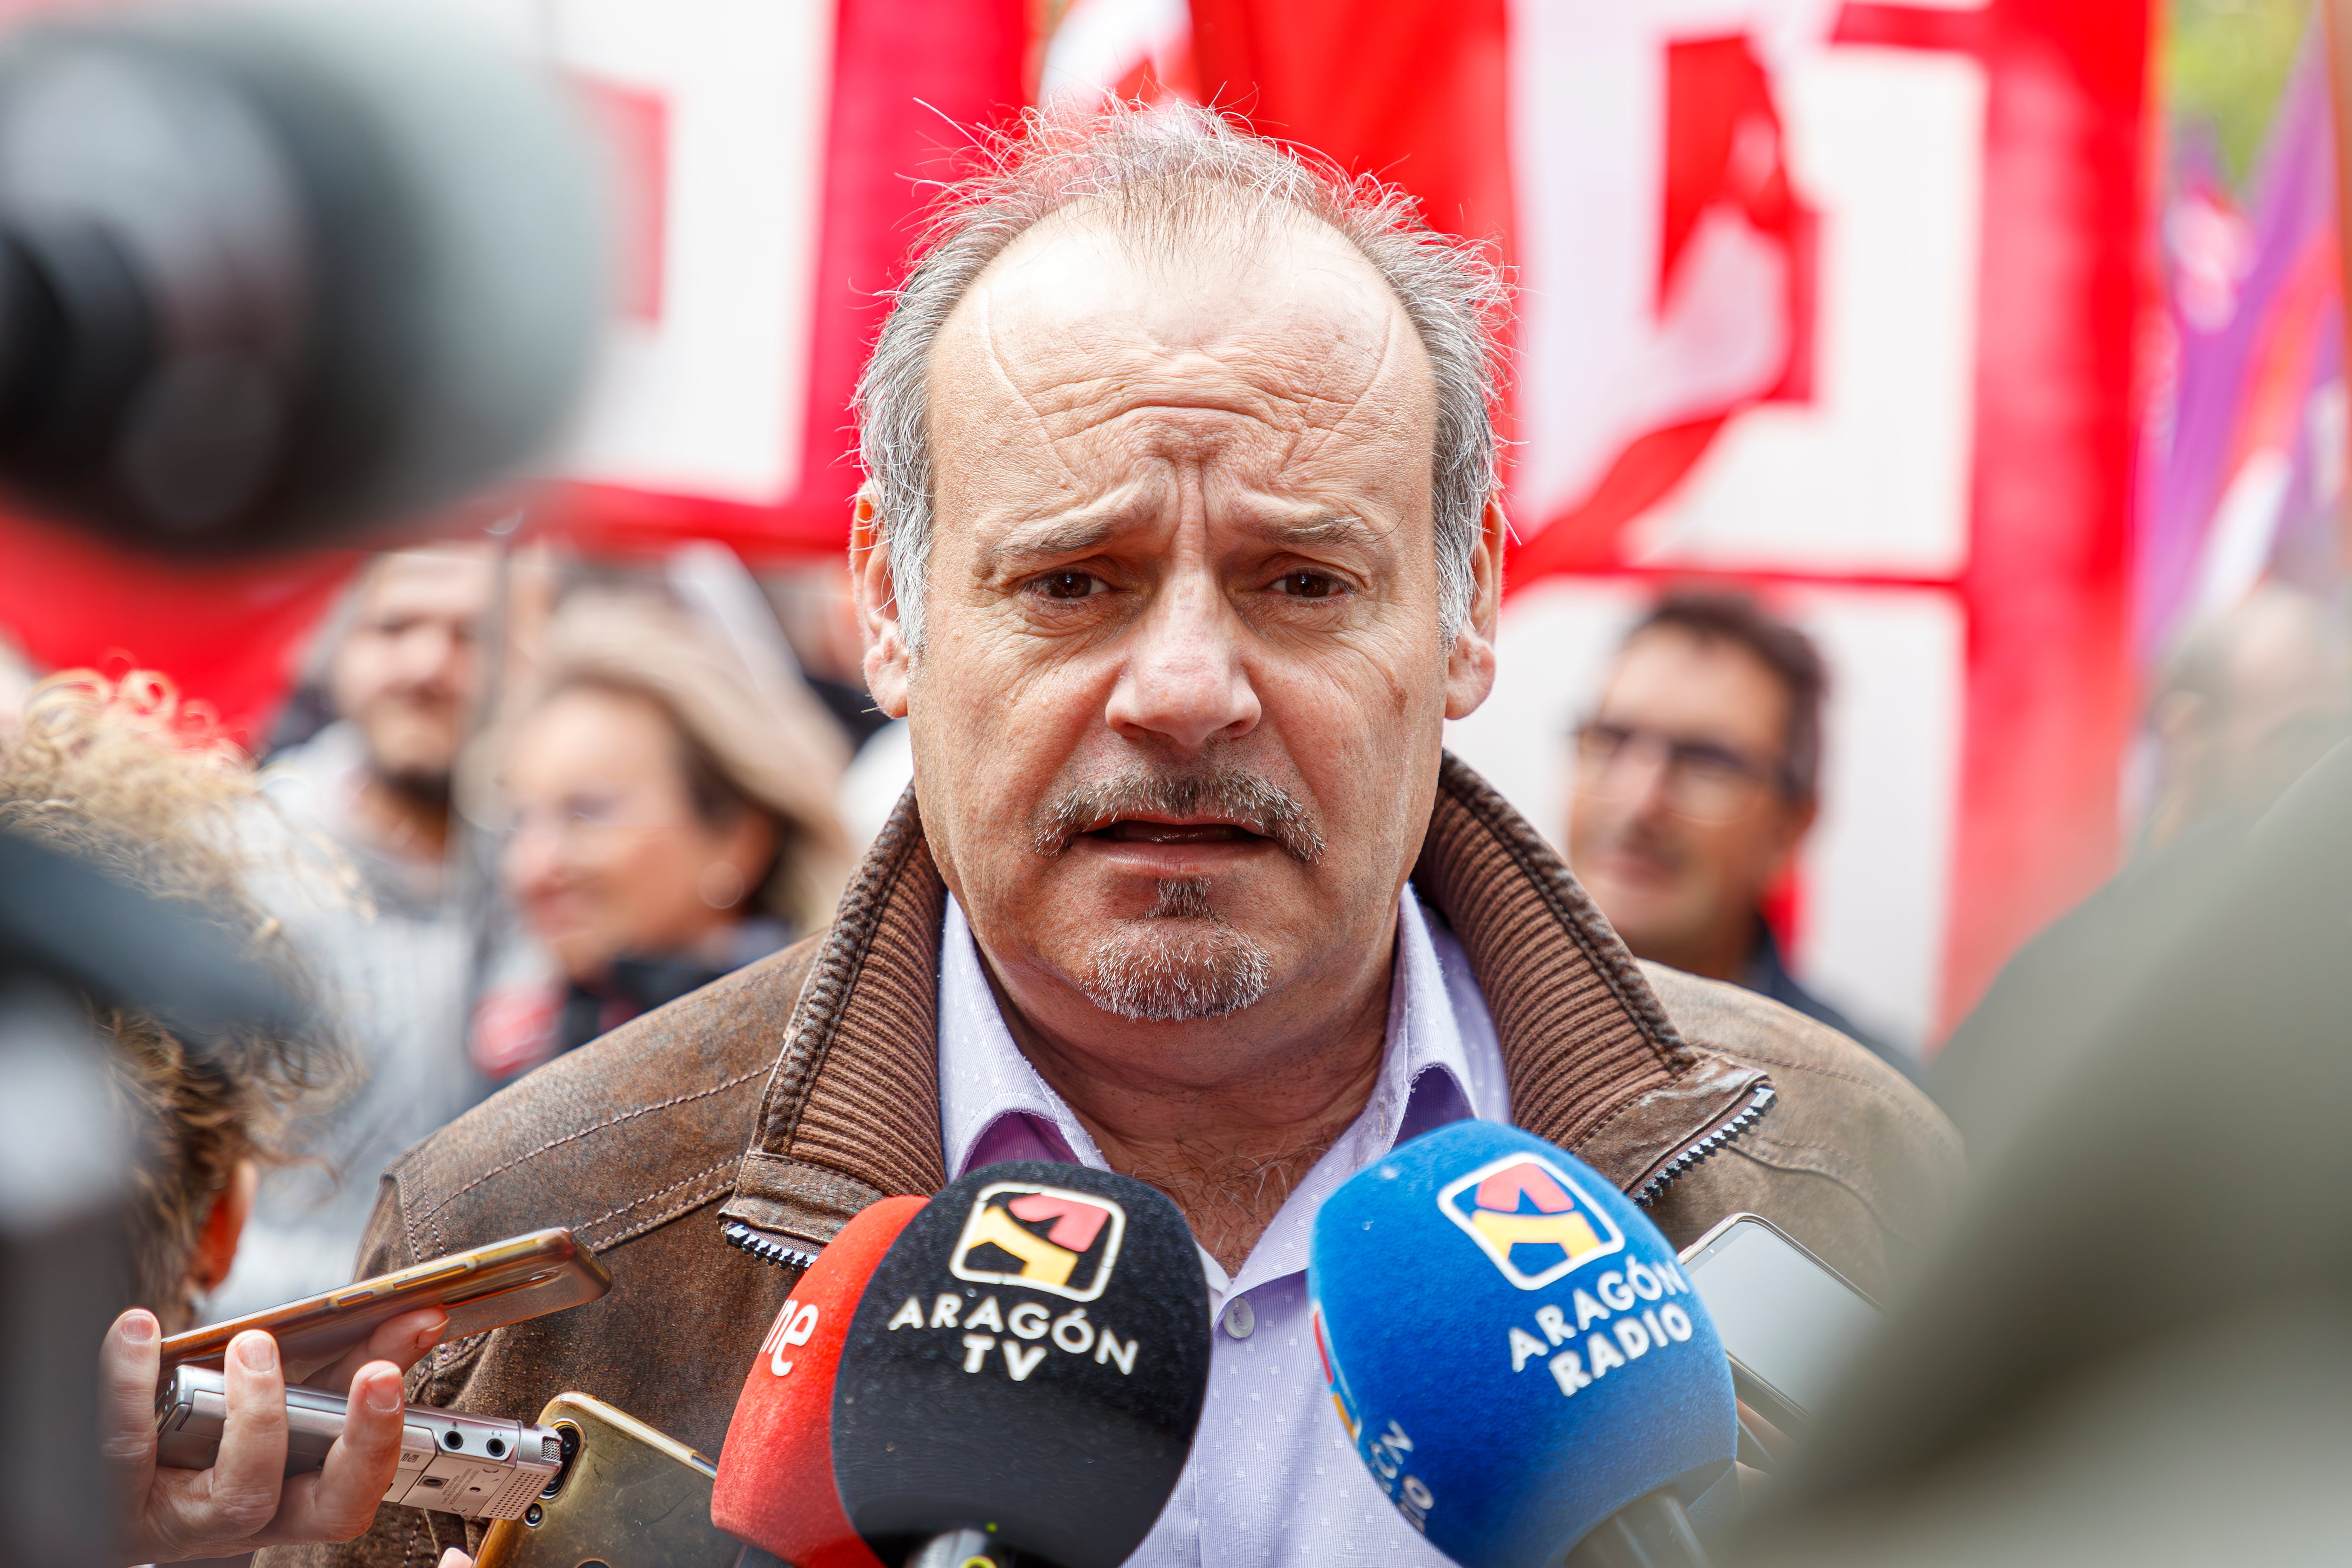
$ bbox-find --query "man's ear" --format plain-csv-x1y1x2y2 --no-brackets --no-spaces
1444,495,1508,721
189,1158,257,1299
850,486,912,720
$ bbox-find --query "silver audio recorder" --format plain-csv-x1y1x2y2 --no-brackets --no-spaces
154,1363,564,1520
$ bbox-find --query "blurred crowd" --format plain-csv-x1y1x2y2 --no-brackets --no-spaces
192,542,927,1319
12,535,2346,1348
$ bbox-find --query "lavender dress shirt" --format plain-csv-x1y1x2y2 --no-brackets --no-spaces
936,887,1509,1567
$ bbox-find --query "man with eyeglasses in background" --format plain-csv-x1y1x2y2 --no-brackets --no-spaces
1566,589,1907,1075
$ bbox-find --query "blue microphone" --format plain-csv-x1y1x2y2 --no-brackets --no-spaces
1308,1121,1738,1568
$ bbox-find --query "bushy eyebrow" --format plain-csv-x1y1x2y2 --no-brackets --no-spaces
1264,513,1381,550
975,516,1123,577
978,509,1385,577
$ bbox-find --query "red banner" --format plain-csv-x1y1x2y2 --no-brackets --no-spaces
0,0,2152,1041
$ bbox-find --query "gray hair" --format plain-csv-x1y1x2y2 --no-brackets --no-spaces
855,102,1507,652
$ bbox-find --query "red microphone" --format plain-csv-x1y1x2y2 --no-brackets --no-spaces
713,1196,925,1568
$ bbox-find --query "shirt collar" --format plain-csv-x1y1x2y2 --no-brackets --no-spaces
935,883,1507,1294
935,894,1106,1178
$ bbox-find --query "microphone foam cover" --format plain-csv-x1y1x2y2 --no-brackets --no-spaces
1309,1121,1736,1568
713,1196,925,1568
831,1162,1212,1568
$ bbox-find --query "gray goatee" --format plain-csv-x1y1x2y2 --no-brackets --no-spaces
1081,876,1273,1021
1036,763,1316,1021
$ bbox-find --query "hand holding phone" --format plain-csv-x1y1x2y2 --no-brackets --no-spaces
102,1307,439,1564
161,1228,610,1381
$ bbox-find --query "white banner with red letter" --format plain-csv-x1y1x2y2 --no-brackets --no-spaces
0,0,2150,1052
1049,0,2147,1051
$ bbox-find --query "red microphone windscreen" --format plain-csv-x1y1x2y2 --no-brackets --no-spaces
714,1196,924,1568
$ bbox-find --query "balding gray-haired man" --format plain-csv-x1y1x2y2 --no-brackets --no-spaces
271,107,1956,1568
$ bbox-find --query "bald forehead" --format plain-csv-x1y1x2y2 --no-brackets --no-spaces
982,193,1399,312
361,547,493,613
931,198,1430,443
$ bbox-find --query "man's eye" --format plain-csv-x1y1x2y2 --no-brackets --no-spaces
1277,571,1343,599
1036,571,1102,600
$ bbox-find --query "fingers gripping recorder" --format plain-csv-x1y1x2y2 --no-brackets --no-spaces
1310,1122,1740,1568
816,1163,1213,1568
154,1366,562,1520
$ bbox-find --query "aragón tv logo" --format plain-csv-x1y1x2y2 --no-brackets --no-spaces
1438,1154,1624,1290
949,1181,1127,1302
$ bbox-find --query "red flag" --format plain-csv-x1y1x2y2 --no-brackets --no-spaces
0,0,1031,739
0,515,353,746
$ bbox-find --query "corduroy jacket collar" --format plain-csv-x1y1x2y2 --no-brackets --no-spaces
717,753,1774,1269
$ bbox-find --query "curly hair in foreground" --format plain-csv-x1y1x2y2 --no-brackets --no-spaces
0,671,350,1329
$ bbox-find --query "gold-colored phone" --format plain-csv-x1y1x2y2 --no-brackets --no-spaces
162,1229,611,1375
474,1392,748,1568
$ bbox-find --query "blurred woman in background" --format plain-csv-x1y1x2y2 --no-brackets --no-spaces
479,590,853,1076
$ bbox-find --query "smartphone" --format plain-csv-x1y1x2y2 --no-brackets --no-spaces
1679,1212,1881,1437
161,1228,611,1374
473,1392,760,1568
153,1363,563,1520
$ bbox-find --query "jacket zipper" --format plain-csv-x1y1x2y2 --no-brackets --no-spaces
1631,1082,1776,1208
721,1218,818,1273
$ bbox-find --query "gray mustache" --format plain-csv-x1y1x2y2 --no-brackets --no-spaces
1032,766,1326,864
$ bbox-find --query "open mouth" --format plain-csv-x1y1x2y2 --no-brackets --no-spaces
1034,769,1326,864
1083,818,1271,848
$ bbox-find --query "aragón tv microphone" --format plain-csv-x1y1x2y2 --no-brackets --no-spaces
1310,1121,1738,1568
830,1162,1212,1568
0,0,603,551
712,1195,928,1568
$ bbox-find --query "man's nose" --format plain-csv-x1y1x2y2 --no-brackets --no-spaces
396,623,463,686
1104,569,1261,750
505,816,572,894
1613,739,1679,824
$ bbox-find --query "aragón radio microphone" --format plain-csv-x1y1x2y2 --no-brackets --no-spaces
1310,1122,1739,1568
827,1162,1212,1568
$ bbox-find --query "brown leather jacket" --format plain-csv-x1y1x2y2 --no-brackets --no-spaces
262,757,1960,1568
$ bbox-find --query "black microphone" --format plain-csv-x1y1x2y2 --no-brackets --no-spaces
0,2,603,551
829,1162,1212,1568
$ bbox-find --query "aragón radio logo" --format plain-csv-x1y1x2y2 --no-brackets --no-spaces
1437,1154,1624,1290
949,1181,1127,1302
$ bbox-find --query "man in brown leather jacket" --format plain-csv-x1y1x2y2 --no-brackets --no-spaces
272,104,1958,1568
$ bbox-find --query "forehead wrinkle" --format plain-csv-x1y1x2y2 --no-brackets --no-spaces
977,210,1405,440
951,281,1088,493
948,209,1432,548
1277,303,1425,486
1019,339,1359,448
1017,319,1404,479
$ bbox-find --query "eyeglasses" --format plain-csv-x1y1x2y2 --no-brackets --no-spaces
1570,722,1790,823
